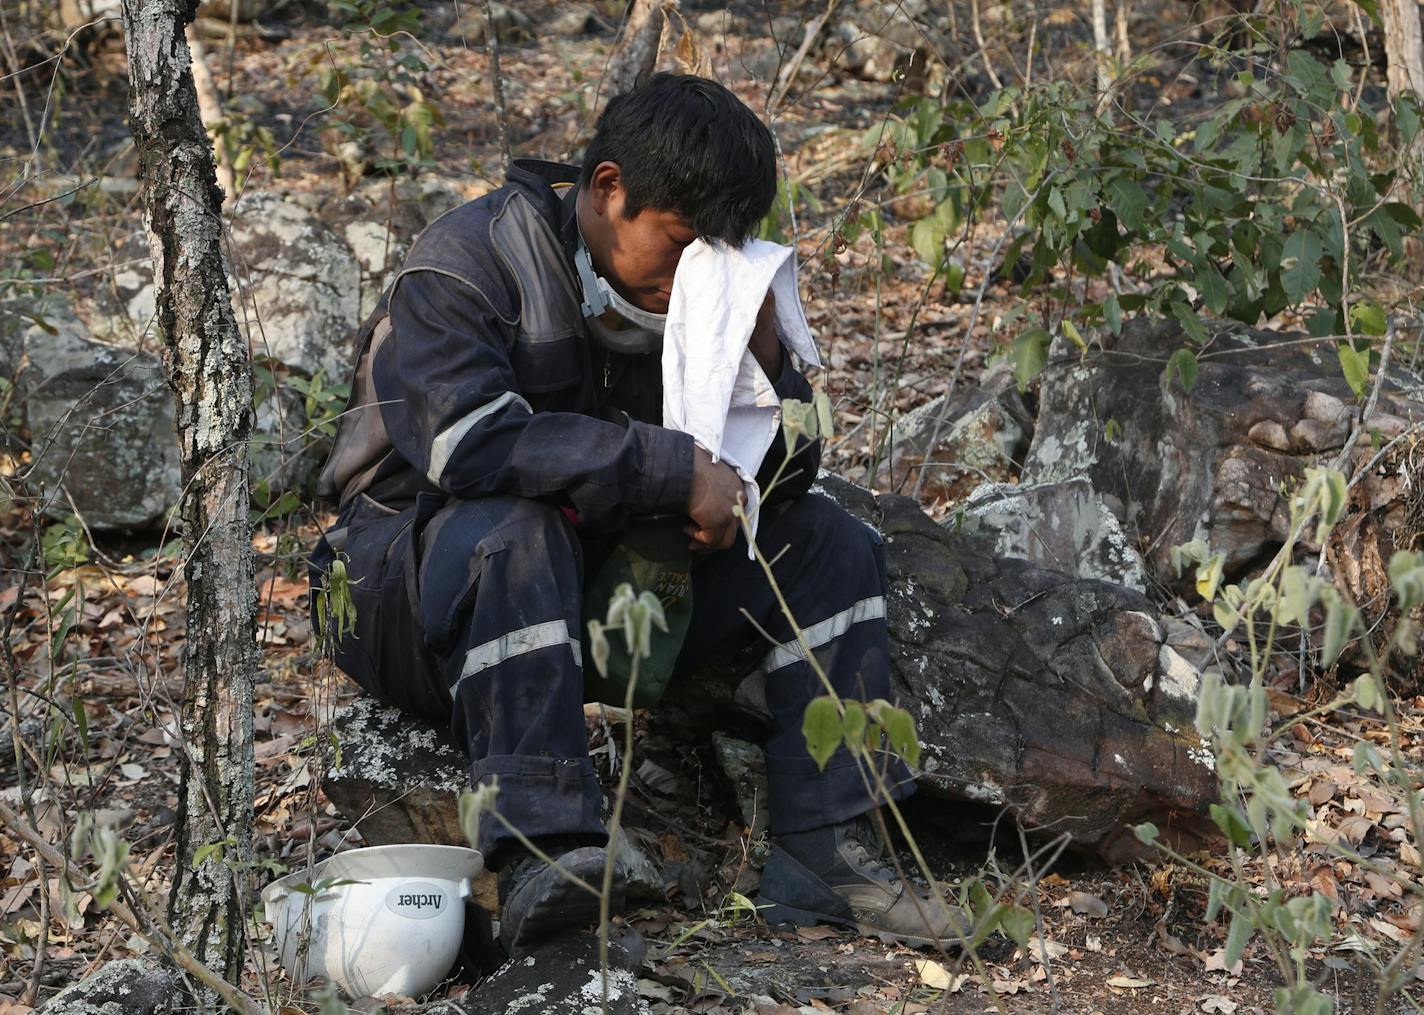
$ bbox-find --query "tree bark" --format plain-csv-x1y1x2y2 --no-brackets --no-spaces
599,0,667,108
120,0,258,987
1382,0,1424,102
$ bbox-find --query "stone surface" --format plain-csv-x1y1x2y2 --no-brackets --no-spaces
461,932,646,1015
451,2,534,44
887,365,1033,497
711,732,770,835
23,308,182,529
959,476,1149,591
43,959,179,1015
323,696,468,847
230,190,361,383
1023,317,1424,588
815,474,1219,861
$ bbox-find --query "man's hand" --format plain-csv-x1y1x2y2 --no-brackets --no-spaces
686,445,743,551
748,291,783,381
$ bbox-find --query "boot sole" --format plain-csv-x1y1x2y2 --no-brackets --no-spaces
760,899,962,951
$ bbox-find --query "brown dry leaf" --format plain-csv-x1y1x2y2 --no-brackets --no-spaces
1308,781,1336,807
1067,890,1109,917
1364,872,1402,898
124,574,164,597
1201,996,1239,1014
795,925,840,941
0,1002,36,1015
1309,865,1339,900
1338,815,1375,845
1202,950,1244,975
1107,975,1155,989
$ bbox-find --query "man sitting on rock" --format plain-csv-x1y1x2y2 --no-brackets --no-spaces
309,73,961,954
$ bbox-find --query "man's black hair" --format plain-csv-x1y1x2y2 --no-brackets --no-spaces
581,73,776,245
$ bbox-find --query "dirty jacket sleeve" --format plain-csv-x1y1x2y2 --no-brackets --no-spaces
756,347,823,504
375,269,695,527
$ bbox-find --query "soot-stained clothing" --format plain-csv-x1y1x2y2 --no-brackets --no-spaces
309,159,911,866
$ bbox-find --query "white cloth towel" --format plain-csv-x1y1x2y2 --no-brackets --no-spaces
663,238,821,555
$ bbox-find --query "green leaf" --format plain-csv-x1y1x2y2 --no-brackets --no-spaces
1224,909,1253,968
910,216,945,268
998,904,1036,948
1197,266,1230,316
1165,348,1200,393
1195,552,1224,601
842,700,867,747
1210,803,1253,848
1338,343,1370,399
802,697,843,771
880,705,921,768
1133,822,1159,845
1322,596,1358,668
1170,302,1208,345
1281,229,1323,304
1012,327,1051,393
1389,550,1424,610
1353,673,1381,712
1105,177,1149,233
72,698,89,753
1349,300,1387,336
1103,292,1123,335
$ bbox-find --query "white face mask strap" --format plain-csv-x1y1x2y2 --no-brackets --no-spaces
574,232,669,334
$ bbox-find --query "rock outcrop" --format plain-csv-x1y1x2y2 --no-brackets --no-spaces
1024,318,1424,588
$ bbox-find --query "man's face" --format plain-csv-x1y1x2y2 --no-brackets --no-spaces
580,161,696,314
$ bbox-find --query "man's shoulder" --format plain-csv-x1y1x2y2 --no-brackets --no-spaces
400,161,577,292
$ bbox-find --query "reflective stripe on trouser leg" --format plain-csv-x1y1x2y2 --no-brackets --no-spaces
762,596,887,674
456,619,584,689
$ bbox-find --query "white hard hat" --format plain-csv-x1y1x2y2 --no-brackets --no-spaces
262,843,485,998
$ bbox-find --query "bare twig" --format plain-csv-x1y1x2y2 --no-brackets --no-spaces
768,0,838,117
480,0,512,178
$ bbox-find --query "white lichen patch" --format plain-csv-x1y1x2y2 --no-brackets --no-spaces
1188,739,1216,771
961,780,1006,805
1155,645,1202,702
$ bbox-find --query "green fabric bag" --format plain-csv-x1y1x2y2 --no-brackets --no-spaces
582,515,694,707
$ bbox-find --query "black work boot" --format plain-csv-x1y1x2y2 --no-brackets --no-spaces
497,844,626,956
757,814,971,948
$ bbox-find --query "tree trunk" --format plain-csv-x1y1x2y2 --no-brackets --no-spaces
120,0,258,987
600,0,667,107
1091,0,1111,105
1382,0,1424,102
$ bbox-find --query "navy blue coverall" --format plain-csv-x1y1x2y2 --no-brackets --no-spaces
310,160,911,867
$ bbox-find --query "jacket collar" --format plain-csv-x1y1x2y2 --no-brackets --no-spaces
505,158,579,237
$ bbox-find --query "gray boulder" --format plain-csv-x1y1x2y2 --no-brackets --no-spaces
230,190,361,383
462,932,645,1015
1023,317,1424,588
42,959,179,1015
887,365,1032,498
959,476,1148,591
23,308,182,530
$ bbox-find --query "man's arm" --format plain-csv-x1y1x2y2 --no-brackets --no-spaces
374,269,694,529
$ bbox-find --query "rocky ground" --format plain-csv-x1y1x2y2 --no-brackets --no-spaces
2,1,1423,1013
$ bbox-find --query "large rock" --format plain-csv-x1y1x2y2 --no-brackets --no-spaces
327,477,1219,863
23,309,182,529
959,476,1148,591
43,959,179,1015
887,365,1032,499
322,696,468,847
1023,318,1424,588
230,190,361,382
462,932,645,1015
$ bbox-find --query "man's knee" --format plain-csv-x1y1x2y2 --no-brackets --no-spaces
419,496,583,654
763,493,883,569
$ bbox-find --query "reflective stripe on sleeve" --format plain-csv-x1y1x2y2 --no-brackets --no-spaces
457,619,583,688
762,596,886,674
427,390,533,484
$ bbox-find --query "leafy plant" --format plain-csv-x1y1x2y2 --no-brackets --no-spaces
861,2,1422,393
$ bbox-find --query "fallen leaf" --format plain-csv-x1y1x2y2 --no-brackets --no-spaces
1106,975,1155,989
1308,781,1336,807
914,959,964,992
1201,995,1238,1014
795,925,840,941
1067,890,1109,918
1202,949,1243,975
